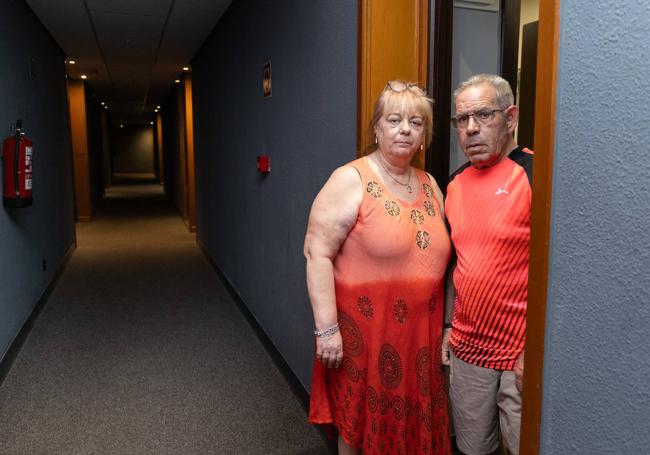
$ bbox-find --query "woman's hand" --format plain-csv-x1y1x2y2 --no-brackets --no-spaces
441,327,452,366
316,331,343,369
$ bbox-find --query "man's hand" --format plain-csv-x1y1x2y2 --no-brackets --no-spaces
316,331,343,369
515,350,525,392
441,328,452,366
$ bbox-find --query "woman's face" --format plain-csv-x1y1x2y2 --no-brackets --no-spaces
375,108,425,160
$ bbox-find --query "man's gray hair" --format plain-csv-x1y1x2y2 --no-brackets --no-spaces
453,74,514,108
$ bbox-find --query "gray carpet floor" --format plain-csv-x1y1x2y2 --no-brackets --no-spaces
0,177,329,454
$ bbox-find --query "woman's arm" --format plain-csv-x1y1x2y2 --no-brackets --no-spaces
426,172,446,222
426,172,456,366
304,165,363,369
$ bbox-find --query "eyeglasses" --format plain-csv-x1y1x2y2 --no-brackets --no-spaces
385,81,422,93
451,108,507,129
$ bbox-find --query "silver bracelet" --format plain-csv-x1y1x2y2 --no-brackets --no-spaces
314,323,339,338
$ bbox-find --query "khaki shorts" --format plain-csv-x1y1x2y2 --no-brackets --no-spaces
449,350,521,455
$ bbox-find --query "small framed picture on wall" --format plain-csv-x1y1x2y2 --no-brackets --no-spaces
263,61,272,99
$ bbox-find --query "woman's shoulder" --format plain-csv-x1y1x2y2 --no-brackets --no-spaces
341,156,368,172
328,162,363,190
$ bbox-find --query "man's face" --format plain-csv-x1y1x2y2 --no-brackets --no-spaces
454,83,518,169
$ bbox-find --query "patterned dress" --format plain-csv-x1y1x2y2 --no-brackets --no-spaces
309,157,452,454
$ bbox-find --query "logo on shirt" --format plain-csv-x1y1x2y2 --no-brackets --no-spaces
495,187,510,195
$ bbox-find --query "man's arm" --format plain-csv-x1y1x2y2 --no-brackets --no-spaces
441,256,456,366
515,349,525,392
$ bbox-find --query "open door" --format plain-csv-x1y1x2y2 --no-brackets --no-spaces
430,1,560,452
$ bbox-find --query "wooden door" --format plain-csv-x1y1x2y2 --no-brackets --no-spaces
357,0,429,169
520,0,560,452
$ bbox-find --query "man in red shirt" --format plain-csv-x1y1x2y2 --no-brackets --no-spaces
442,74,532,455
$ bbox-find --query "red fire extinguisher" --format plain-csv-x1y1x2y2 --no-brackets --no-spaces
2,120,33,208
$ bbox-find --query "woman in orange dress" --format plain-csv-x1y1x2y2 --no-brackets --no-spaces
304,81,452,454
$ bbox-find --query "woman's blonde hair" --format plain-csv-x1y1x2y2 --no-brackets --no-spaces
363,81,434,155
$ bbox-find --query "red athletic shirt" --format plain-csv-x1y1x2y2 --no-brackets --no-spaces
445,147,533,370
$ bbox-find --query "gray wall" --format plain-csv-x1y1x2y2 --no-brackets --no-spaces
192,0,357,389
110,124,154,174
449,7,501,174
0,0,75,361
540,2,650,453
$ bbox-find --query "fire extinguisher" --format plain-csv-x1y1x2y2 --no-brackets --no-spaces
2,120,33,208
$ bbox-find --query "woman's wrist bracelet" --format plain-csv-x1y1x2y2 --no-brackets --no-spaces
314,323,339,338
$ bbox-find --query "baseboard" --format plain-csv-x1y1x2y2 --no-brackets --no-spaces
197,240,310,406
196,240,337,453
0,241,76,385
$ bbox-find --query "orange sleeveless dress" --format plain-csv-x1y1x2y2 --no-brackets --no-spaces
309,157,452,454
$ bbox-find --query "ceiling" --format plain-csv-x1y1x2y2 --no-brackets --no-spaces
26,0,233,123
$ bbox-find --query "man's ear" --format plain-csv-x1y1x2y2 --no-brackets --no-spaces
506,105,520,134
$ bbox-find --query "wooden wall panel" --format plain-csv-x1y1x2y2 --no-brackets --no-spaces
358,0,429,169
156,113,164,185
183,73,196,233
176,84,188,219
66,79,93,221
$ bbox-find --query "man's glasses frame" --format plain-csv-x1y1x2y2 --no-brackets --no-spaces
451,108,509,129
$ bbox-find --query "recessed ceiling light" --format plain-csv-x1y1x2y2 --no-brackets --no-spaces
174,79,180,83
120,124,124,128
182,66,190,71
104,106,108,109
154,109,158,113
101,102,105,106
156,105,160,109
81,75,87,79
150,121,154,125
68,60,76,64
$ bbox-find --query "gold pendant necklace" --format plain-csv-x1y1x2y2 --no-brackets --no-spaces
377,154,413,193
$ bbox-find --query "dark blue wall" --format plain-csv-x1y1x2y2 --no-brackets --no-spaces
85,86,104,203
0,0,76,361
161,86,182,210
540,2,650,453
192,0,357,388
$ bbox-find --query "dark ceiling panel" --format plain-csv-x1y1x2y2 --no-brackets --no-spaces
86,0,172,16
26,0,233,120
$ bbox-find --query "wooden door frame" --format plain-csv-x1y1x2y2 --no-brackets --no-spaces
155,113,164,185
427,1,559,452
66,78,93,221
520,0,560,452
358,2,561,447
183,72,196,233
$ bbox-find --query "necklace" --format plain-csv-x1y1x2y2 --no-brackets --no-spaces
376,153,413,193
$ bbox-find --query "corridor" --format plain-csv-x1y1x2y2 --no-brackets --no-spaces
0,176,329,454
